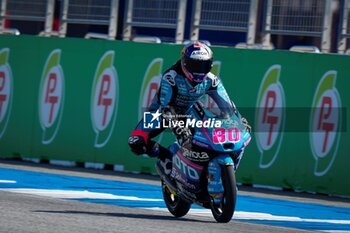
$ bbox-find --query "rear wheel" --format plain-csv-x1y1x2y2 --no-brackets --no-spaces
162,181,191,217
210,165,237,223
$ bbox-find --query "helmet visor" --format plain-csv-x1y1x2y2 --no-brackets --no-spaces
185,57,212,74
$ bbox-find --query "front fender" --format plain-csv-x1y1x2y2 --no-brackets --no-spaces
207,154,233,204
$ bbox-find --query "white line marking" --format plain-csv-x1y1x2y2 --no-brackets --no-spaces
145,207,350,224
321,231,350,233
0,188,163,202
0,180,17,183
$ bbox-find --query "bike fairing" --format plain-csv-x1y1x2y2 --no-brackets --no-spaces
156,102,251,222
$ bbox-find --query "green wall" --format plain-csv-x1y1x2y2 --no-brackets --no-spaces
0,35,349,196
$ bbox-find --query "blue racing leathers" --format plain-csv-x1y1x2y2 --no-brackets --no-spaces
129,60,233,157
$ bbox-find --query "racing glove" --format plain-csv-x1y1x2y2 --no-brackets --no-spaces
241,117,252,133
174,127,192,147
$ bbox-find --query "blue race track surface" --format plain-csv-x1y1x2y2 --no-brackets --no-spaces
1,167,350,232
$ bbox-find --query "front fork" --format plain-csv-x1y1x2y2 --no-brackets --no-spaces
231,149,245,171
207,154,234,204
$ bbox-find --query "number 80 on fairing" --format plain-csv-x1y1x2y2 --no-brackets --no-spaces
213,127,240,144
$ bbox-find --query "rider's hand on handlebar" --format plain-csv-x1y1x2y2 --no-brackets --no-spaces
175,127,192,146
241,117,252,133
162,106,177,121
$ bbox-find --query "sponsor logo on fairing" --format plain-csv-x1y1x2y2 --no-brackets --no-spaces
38,49,65,144
181,147,209,162
173,153,201,180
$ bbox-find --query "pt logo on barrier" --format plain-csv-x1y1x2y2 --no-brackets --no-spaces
138,58,163,119
39,49,65,144
0,48,13,139
91,51,119,148
255,65,285,169
138,58,163,143
310,71,342,176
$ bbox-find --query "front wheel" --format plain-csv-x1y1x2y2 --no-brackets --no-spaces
162,181,191,218
210,165,237,223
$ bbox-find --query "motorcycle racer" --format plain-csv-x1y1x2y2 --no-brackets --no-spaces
128,41,250,172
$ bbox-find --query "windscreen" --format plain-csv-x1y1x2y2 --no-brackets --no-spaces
198,95,235,119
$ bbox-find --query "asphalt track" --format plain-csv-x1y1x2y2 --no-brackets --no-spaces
1,160,350,233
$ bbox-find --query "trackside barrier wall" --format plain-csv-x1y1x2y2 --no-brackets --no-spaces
0,35,349,196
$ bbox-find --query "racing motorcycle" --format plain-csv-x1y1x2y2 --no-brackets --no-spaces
155,99,251,223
